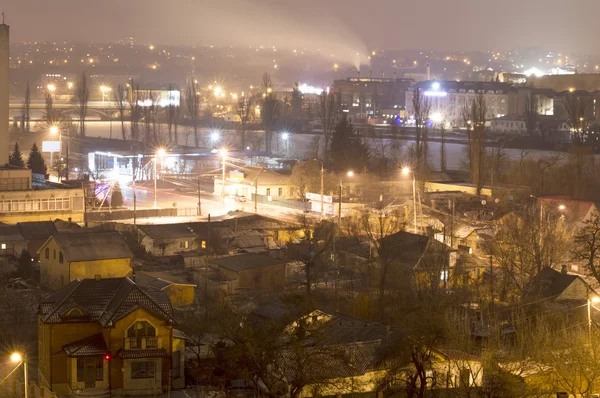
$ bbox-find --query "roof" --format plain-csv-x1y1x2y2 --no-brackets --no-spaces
210,253,288,272
17,221,57,240
54,219,82,231
524,267,582,299
48,231,133,262
39,277,174,327
137,223,198,240
0,225,25,242
62,333,108,357
454,225,478,239
117,348,168,359
232,236,266,250
380,231,451,270
228,167,290,186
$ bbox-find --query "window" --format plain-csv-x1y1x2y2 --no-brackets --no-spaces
131,361,155,379
59,252,64,264
53,249,56,260
201,241,206,249
172,351,181,378
0,243,5,250
278,188,283,197
179,240,189,249
266,188,271,196
128,321,156,338
77,357,103,382
45,248,49,259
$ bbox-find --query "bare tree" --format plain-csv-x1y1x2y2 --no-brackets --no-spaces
236,94,253,150
573,211,600,285
523,92,538,137
128,80,142,142
164,84,177,144
113,84,128,140
440,119,447,172
412,88,431,175
261,72,280,153
185,78,200,147
76,71,89,137
317,90,338,164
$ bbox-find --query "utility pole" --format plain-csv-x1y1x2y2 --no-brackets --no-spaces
153,155,157,208
197,178,202,216
65,133,69,181
254,167,265,214
133,192,137,225
320,164,324,217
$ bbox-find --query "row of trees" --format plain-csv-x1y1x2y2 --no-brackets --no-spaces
9,142,46,175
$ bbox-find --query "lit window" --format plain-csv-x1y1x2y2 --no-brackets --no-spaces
201,241,206,249
1,243,6,250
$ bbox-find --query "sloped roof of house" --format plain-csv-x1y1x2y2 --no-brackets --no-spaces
210,253,287,272
524,267,583,300
62,333,108,357
17,221,57,240
54,219,82,231
0,225,25,242
137,223,198,240
380,231,451,270
39,277,174,326
48,231,133,262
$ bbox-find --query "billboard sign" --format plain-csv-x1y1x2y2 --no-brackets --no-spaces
42,141,60,153
306,192,333,203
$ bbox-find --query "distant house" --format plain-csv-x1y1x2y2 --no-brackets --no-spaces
39,231,134,290
17,221,58,257
136,223,207,257
540,196,599,227
524,266,591,302
0,225,26,264
214,166,294,200
134,270,197,308
37,277,185,396
202,253,288,294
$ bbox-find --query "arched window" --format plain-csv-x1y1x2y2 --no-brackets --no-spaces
66,308,83,316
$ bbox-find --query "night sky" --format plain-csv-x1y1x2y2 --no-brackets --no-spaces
3,0,598,54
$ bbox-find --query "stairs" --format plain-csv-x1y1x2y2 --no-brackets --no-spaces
70,388,111,398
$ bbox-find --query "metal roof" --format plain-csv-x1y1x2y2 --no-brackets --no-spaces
50,231,133,262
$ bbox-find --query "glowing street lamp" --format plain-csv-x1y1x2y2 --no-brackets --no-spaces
431,112,444,124
210,131,221,148
11,352,27,398
402,167,417,233
213,86,223,97
339,171,354,225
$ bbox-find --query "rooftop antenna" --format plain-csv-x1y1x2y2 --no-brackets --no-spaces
2,13,5,24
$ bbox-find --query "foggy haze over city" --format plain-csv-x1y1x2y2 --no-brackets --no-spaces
3,0,600,54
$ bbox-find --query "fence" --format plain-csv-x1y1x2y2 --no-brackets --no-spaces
86,207,199,222
252,194,311,212
0,374,57,398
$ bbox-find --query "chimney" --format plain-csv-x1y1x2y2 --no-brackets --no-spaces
94,275,102,281
0,24,9,165
426,63,431,81
561,264,568,274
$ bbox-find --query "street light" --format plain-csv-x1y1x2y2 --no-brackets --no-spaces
210,131,221,147
339,171,354,225
220,148,228,202
154,148,166,208
47,84,56,94
11,352,27,398
100,85,112,104
402,167,417,234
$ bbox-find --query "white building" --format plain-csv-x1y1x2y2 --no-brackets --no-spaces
405,80,511,127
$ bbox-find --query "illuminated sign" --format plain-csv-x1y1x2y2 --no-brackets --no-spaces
298,84,324,95
42,141,60,153
136,90,181,107
424,91,447,97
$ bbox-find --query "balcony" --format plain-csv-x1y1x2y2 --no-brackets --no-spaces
124,336,159,350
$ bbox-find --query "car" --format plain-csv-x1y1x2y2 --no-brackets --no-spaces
235,195,247,202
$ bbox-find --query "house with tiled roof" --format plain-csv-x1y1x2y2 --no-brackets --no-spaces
38,231,133,290
37,277,185,396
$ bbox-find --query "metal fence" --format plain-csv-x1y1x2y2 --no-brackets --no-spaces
86,207,198,222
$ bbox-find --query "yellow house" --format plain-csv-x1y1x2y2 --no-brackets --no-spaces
134,270,197,308
37,277,185,396
38,231,133,290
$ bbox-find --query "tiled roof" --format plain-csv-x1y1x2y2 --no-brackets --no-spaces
117,348,168,359
0,225,25,242
17,221,57,240
63,333,108,357
39,277,174,327
137,223,198,240
51,231,133,262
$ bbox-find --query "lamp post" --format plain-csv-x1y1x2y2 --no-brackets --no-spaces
402,167,417,234
154,148,166,208
11,352,27,398
339,171,354,225
313,159,325,217
220,148,227,202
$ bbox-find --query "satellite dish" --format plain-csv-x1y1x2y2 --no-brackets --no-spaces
494,198,500,204
481,200,487,206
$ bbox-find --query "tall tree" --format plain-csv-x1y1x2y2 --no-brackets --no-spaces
113,83,128,140
111,182,124,208
261,72,280,153
236,94,253,150
440,119,447,172
573,211,600,286
128,80,142,142
76,72,89,137
524,92,538,137
23,81,31,132
412,88,431,175
291,82,304,120
317,90,338,164
462,95,487,195
185,78,200,147
9,143,25,168
42,93,58,128
165,84,177,144
329,116,369,173
27,143,47,176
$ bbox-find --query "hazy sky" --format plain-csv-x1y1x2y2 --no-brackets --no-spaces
2,0,598,54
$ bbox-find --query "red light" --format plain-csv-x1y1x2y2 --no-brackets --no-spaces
104,354,111,361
